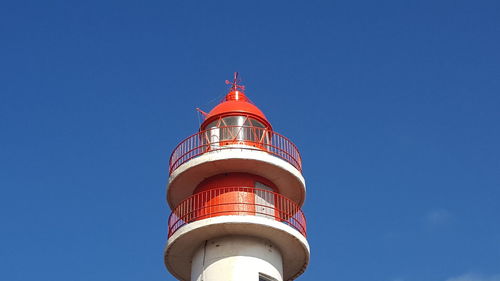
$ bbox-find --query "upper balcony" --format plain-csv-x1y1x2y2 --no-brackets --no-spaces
166,125,306,209
169,125,302,174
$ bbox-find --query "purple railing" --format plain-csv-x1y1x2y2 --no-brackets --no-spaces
167,187,307,237
169,126,302,174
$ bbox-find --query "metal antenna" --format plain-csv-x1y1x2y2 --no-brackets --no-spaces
225,72,245,91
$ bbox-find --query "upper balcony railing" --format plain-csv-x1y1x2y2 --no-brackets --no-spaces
167,187,307,237
169,126,302,174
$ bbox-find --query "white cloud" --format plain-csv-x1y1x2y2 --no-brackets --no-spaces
425,208,453,225
445,273,500,281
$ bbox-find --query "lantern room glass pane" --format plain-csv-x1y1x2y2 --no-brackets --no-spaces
250,119,266,128
203,121,220,148
249,119,268,144
219,116,244,140
205,120,218,129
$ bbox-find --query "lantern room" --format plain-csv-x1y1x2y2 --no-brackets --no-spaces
198,74,272,149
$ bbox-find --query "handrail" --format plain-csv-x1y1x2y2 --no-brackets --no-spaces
169,126,302,174
167,187,307,237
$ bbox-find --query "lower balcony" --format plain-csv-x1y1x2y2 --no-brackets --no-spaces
167,187,307,238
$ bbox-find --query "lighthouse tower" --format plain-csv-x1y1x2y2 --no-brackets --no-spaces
164,73,310,281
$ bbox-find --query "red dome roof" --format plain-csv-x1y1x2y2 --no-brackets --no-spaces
200,90,271,129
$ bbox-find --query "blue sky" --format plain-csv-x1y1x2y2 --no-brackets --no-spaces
1,1,499,281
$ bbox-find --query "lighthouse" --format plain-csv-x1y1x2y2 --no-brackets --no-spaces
164,73,310,281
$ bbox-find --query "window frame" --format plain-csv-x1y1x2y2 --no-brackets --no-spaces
258,273,278,281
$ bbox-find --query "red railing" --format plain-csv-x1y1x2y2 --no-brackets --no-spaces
167,187,307,237
169,126,302,174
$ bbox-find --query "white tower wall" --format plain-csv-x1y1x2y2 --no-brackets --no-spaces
191,235,283,281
